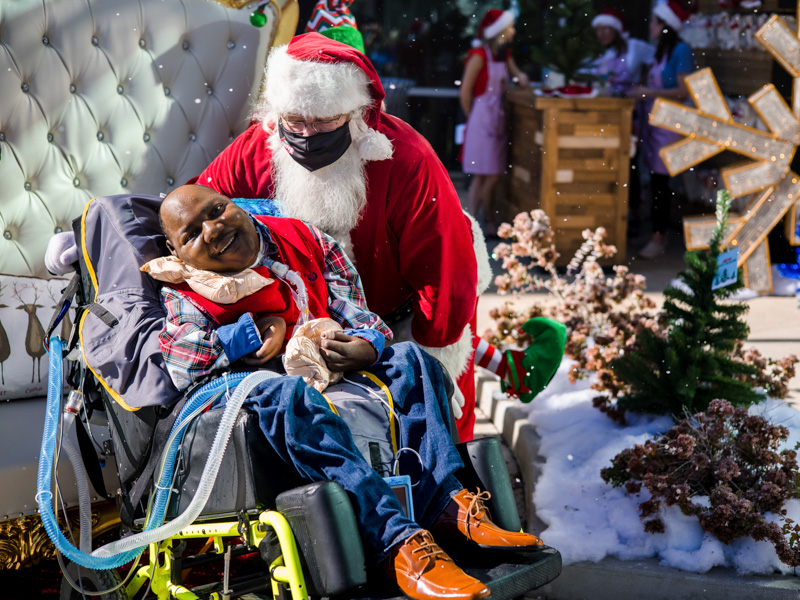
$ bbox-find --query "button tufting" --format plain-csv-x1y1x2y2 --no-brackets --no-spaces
91,36,99,46
182,41,190,50
47,133,54,143
97,131,104,141
0,132,6,141
69,84,76,94
207,88,213,96
117,85,124,94
73,178,80,187
164,87,170,96
54,227,63,234
143,133,151,142
20,83,29,93
188,133,197,142
42,36,49,46
24,182,31,191
3,231,11,240
139,38,146,48
120,178,128,188
227,40,235,49
166,177,175,186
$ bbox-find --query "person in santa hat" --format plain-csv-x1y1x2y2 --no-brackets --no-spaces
460,9,528,237
591,8,655,97
631,0,694,260
195,32,495,441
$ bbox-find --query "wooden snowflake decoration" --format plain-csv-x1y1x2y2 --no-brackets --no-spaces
651,6,800,293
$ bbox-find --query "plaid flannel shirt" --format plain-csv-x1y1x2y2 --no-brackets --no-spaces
160,219,392,390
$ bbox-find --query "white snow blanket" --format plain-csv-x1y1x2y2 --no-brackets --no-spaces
517,358,800,575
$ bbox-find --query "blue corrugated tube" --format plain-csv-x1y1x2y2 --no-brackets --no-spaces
37,336,278,569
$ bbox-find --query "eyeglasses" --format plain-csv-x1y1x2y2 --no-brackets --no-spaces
280,115,345,134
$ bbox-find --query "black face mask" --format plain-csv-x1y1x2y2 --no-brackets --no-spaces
278,121,352,172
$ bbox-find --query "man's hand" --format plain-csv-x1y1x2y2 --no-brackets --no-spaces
319,330,377,372
242,316,286,366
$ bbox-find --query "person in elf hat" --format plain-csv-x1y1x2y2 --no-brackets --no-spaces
460,9,529,238
304,0,365,53
630,0,694,260
195,32,499,442
153,184,544,600
591,8,655,97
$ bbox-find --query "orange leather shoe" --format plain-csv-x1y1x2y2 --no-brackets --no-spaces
432,489,544,551
383,529,491,600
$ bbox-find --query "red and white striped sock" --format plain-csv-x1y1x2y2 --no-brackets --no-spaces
474,338,515,380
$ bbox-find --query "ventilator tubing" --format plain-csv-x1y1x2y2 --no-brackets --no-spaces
60,408,92,552
265,257,310,329
37,336,278,569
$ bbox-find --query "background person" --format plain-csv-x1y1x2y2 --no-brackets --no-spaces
460,9,529,237
630,0,693,259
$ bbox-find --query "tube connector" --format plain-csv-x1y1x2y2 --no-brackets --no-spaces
64,390,84,415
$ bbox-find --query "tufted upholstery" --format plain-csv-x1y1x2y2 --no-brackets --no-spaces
0,0,291,277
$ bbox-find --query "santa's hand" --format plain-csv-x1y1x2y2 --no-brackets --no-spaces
242,316,286,366
319,330,377,372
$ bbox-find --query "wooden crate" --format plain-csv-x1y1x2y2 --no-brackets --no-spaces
502,90,635,264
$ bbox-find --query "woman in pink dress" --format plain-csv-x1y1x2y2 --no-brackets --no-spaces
460,9,528,236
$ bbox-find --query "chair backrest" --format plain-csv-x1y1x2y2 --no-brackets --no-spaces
0,0,296,277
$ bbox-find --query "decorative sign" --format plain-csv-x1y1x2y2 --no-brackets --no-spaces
650,4,800,293
712,248,740,290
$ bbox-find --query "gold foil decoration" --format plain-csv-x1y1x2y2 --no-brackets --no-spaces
742,240,773,293
651,6,800,283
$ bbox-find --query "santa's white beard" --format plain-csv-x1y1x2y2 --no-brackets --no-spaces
269,128,367,251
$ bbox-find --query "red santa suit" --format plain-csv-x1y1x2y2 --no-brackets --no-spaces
196,33,490,440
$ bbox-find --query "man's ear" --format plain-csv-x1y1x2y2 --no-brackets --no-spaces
165,239,176,255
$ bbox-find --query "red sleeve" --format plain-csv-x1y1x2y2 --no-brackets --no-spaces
465,48,489,98
387,139,478,347
195,124,276,198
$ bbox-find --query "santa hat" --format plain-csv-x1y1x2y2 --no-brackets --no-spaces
591,9,625,34
472,9,515,48
652,0,690,32
262,33,392,160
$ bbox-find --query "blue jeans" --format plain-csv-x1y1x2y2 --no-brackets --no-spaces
238,342,464,560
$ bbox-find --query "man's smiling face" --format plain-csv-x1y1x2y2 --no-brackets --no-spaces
161,184,260,273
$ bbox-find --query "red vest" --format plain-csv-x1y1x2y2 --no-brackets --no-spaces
170,216,330,344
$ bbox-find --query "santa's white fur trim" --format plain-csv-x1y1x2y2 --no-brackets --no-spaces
263,45,372,118
464,211,493,296
483,10,514,40
351,120,393,161
390,316,474,382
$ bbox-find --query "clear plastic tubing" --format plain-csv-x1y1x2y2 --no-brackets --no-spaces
264,257,310,328
37,336,278,569
60,404,92,552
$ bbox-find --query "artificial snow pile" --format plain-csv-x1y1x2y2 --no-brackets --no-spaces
516,359,800,575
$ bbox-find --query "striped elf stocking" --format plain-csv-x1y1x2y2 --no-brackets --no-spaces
474,318,568,403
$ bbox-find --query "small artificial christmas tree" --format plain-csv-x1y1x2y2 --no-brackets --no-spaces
610,190,762,418
527,0,602,85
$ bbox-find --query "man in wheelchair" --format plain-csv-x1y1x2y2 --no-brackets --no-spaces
145,184,543,600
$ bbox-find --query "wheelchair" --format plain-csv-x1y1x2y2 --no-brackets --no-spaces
41,194,562,600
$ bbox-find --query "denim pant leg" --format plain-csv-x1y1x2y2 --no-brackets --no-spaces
240,376,419,560
368,342,464,528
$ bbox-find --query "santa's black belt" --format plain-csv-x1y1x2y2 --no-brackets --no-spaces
381,298,414,325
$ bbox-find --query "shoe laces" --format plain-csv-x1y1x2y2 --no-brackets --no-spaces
463,489,492,521
409,530,451,563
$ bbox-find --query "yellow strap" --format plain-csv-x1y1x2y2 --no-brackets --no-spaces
355,370,398,456
321,393,340,416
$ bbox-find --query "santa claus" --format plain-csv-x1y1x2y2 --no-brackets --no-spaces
196,32,493,440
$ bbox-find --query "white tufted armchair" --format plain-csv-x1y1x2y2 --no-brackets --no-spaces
0,0,297,277
0,0,297,569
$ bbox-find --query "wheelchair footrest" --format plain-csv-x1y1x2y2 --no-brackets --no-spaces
343,546,562,600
